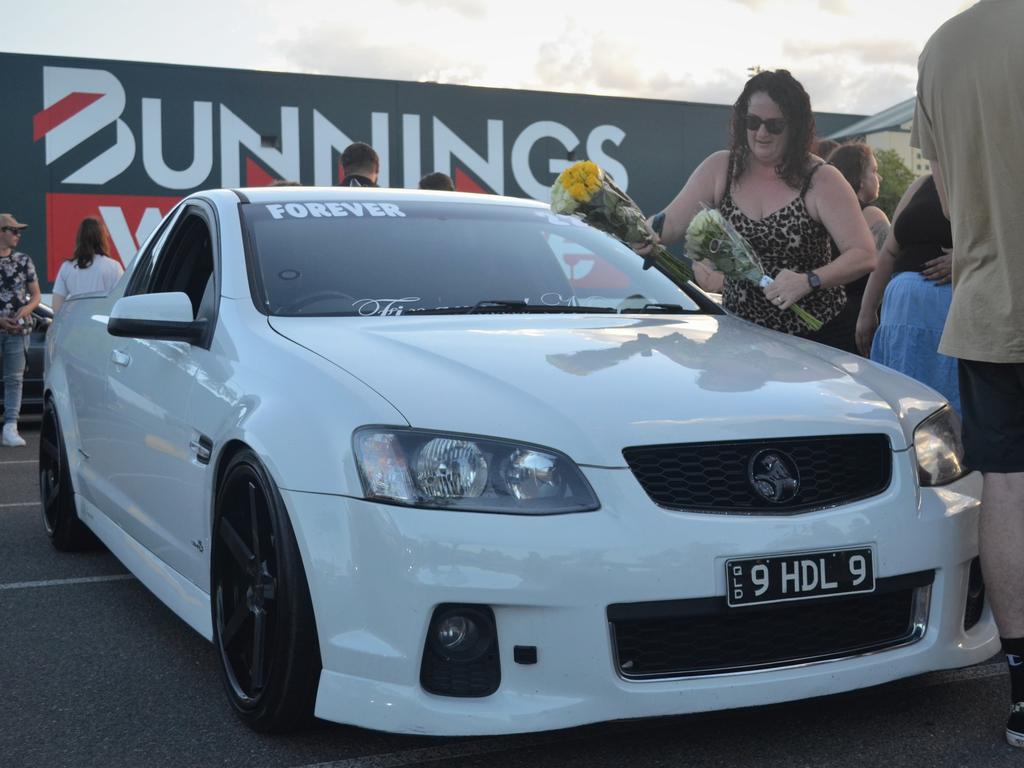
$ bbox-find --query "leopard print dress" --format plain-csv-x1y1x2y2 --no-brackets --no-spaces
718,162,845,336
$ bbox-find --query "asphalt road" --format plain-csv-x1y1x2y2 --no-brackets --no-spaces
1,416,1019,768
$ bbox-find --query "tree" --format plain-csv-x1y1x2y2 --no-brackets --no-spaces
874,149,916,219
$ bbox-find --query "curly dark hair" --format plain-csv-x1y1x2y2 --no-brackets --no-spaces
729,69,816,189
71,217,112,269
827,142,873,198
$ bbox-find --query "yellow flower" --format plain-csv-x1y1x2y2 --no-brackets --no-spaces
557,160,603,203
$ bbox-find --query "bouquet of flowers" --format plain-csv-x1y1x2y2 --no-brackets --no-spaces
550,161,693,285
685,206,822,331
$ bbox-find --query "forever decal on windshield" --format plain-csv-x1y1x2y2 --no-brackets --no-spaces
265,202,407,219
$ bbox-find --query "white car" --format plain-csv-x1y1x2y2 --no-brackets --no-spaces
42,187,996,735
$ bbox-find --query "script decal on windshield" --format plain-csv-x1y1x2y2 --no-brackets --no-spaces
265,202,407,219
353,297,421,316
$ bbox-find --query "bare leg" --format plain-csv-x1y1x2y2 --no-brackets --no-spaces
979,472,1024,636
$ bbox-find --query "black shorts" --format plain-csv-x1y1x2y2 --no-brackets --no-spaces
958,359,1024,473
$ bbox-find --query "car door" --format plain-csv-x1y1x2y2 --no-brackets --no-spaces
101,202,220,587
68,207,183,510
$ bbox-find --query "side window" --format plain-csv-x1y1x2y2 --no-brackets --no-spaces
125,205,183,297
133,207,216,322
148,215,214,319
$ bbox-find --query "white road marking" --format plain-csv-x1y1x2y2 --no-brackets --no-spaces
0,501,39,508
0,574,134,591
0,460,37,465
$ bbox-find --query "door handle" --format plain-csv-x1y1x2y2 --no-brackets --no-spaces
111,349,132,367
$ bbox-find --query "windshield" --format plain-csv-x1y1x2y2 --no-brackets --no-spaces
242,199,716,317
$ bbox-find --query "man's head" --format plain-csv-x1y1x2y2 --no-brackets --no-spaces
418,172,455,191
340,142,380,183
0,213,28,253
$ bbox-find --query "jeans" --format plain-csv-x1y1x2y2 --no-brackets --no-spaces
2,333,28,424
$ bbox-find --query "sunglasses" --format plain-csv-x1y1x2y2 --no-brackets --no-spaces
2,227,23,235
744,115,787,135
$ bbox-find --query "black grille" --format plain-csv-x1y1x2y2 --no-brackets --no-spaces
964,556,986,631
623,434,892,514
420,647,500,697
608,571,932,678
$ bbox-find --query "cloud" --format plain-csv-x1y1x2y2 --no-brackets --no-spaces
818,0,853,14
531,25,743,105
796,65,916,114
269,3,925,116
392,0,488,18
783,37,921,67
275,26,486,84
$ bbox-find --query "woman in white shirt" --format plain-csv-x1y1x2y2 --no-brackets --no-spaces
52,217,124,311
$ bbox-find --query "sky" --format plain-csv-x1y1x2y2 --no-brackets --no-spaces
8,0,976,117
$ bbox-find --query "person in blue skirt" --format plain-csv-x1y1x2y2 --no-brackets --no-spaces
855,173,958,413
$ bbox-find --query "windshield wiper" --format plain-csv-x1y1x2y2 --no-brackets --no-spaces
468,300,614,314
625,303,692,314
405,301,617,316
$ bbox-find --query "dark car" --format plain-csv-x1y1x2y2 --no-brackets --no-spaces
1,302,53,415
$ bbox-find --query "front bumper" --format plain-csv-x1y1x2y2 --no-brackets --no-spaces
284,452,997,736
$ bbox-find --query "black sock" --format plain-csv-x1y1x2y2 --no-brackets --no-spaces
1002,637,1024,703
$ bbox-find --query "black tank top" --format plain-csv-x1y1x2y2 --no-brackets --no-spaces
892,176,952,274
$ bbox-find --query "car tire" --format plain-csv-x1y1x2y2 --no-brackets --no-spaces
39,399,97,551
211,449,322,732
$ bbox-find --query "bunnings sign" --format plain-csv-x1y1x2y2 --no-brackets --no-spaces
4,52,862,288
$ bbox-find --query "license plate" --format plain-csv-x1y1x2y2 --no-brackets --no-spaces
726,547,874,607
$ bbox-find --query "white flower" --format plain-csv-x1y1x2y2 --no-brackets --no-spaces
550,183,580,215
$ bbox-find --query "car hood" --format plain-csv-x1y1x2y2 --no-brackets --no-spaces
268,314,946,465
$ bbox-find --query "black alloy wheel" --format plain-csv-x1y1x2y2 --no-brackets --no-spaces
211,449,321,732
39,399,96,551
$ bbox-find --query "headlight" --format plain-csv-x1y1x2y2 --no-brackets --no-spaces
353,427,600,514
913,406,967,486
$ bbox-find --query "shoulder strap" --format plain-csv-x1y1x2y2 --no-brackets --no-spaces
800,162,825,197
723,152,737,199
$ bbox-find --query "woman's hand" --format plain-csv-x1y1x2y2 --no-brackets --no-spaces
0,316,17,333
922,247,952,285
630,217,659,254
762,269,812,311
693,260,724,293
856,311,879,357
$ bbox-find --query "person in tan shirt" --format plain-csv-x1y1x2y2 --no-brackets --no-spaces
911,0,1024,748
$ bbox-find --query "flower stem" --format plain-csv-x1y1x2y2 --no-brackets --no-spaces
790,303,823,332
645,244,694,285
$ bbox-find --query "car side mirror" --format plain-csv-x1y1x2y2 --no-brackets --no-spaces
107,292,207,344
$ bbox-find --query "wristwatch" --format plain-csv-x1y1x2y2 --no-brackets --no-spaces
806,271,822,291
651,211,666,238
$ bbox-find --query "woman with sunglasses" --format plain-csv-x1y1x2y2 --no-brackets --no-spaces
639,70,875,347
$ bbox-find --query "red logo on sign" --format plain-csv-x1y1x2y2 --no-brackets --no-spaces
45,193,180,281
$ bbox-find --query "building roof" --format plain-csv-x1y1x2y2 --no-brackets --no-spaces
827,97,915,140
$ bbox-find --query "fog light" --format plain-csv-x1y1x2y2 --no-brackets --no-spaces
436,615,479,653
428,606,494,663
421,604,500,697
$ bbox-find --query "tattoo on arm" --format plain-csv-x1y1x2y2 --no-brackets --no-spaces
870,220,890,251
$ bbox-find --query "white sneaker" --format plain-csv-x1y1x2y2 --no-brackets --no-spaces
2,423,26,447
1008,702,1024,748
